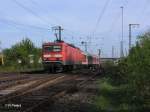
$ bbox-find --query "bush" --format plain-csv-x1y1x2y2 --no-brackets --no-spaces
1,38,42,71
94,31,150,112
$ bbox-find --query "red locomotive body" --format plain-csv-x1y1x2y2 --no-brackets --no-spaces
42,41,100,72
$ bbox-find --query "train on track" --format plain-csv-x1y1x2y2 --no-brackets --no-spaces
42,41,100,72
42,26,100,72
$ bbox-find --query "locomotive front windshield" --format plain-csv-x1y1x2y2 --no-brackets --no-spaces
44,45,61,52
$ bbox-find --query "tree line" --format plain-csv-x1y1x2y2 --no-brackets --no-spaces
0,38,42,71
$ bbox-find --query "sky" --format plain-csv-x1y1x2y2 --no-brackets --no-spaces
0,0,150,57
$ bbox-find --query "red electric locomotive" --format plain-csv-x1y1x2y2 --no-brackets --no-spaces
43,41,82,72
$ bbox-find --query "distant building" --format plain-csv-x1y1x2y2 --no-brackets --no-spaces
100,57,120,65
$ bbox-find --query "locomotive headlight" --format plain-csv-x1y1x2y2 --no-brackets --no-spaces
54,54,62,58
43,54,51,58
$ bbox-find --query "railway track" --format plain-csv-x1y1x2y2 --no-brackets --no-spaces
0,73,73,111
0,73,51,92
0,77,37,91
25,74,99,112
0,74,64,99
0,73,63,91
0,75,28,83
0,70,100,112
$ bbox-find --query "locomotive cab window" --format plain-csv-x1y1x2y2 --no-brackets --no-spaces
43,46,53,52
53,46,61,52
43,45,61,52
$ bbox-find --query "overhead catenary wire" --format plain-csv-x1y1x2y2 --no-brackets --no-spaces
92,0,129,37
92,0,129,57
0,17,52,44
0,8,50,42
98,0,128,50
0,17,49,31
29,0,63,26
32,0,97,46
0,17,51,50
141,0,150,16
90,0,111,54
6,0,88,48
133,0,150,36
93,0,111,34
29,0,87,38
108,0,129,34
29,0,90,45
12,0,54,27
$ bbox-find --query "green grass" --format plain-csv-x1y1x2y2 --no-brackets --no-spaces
0,66,43,73
0,66,18,73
